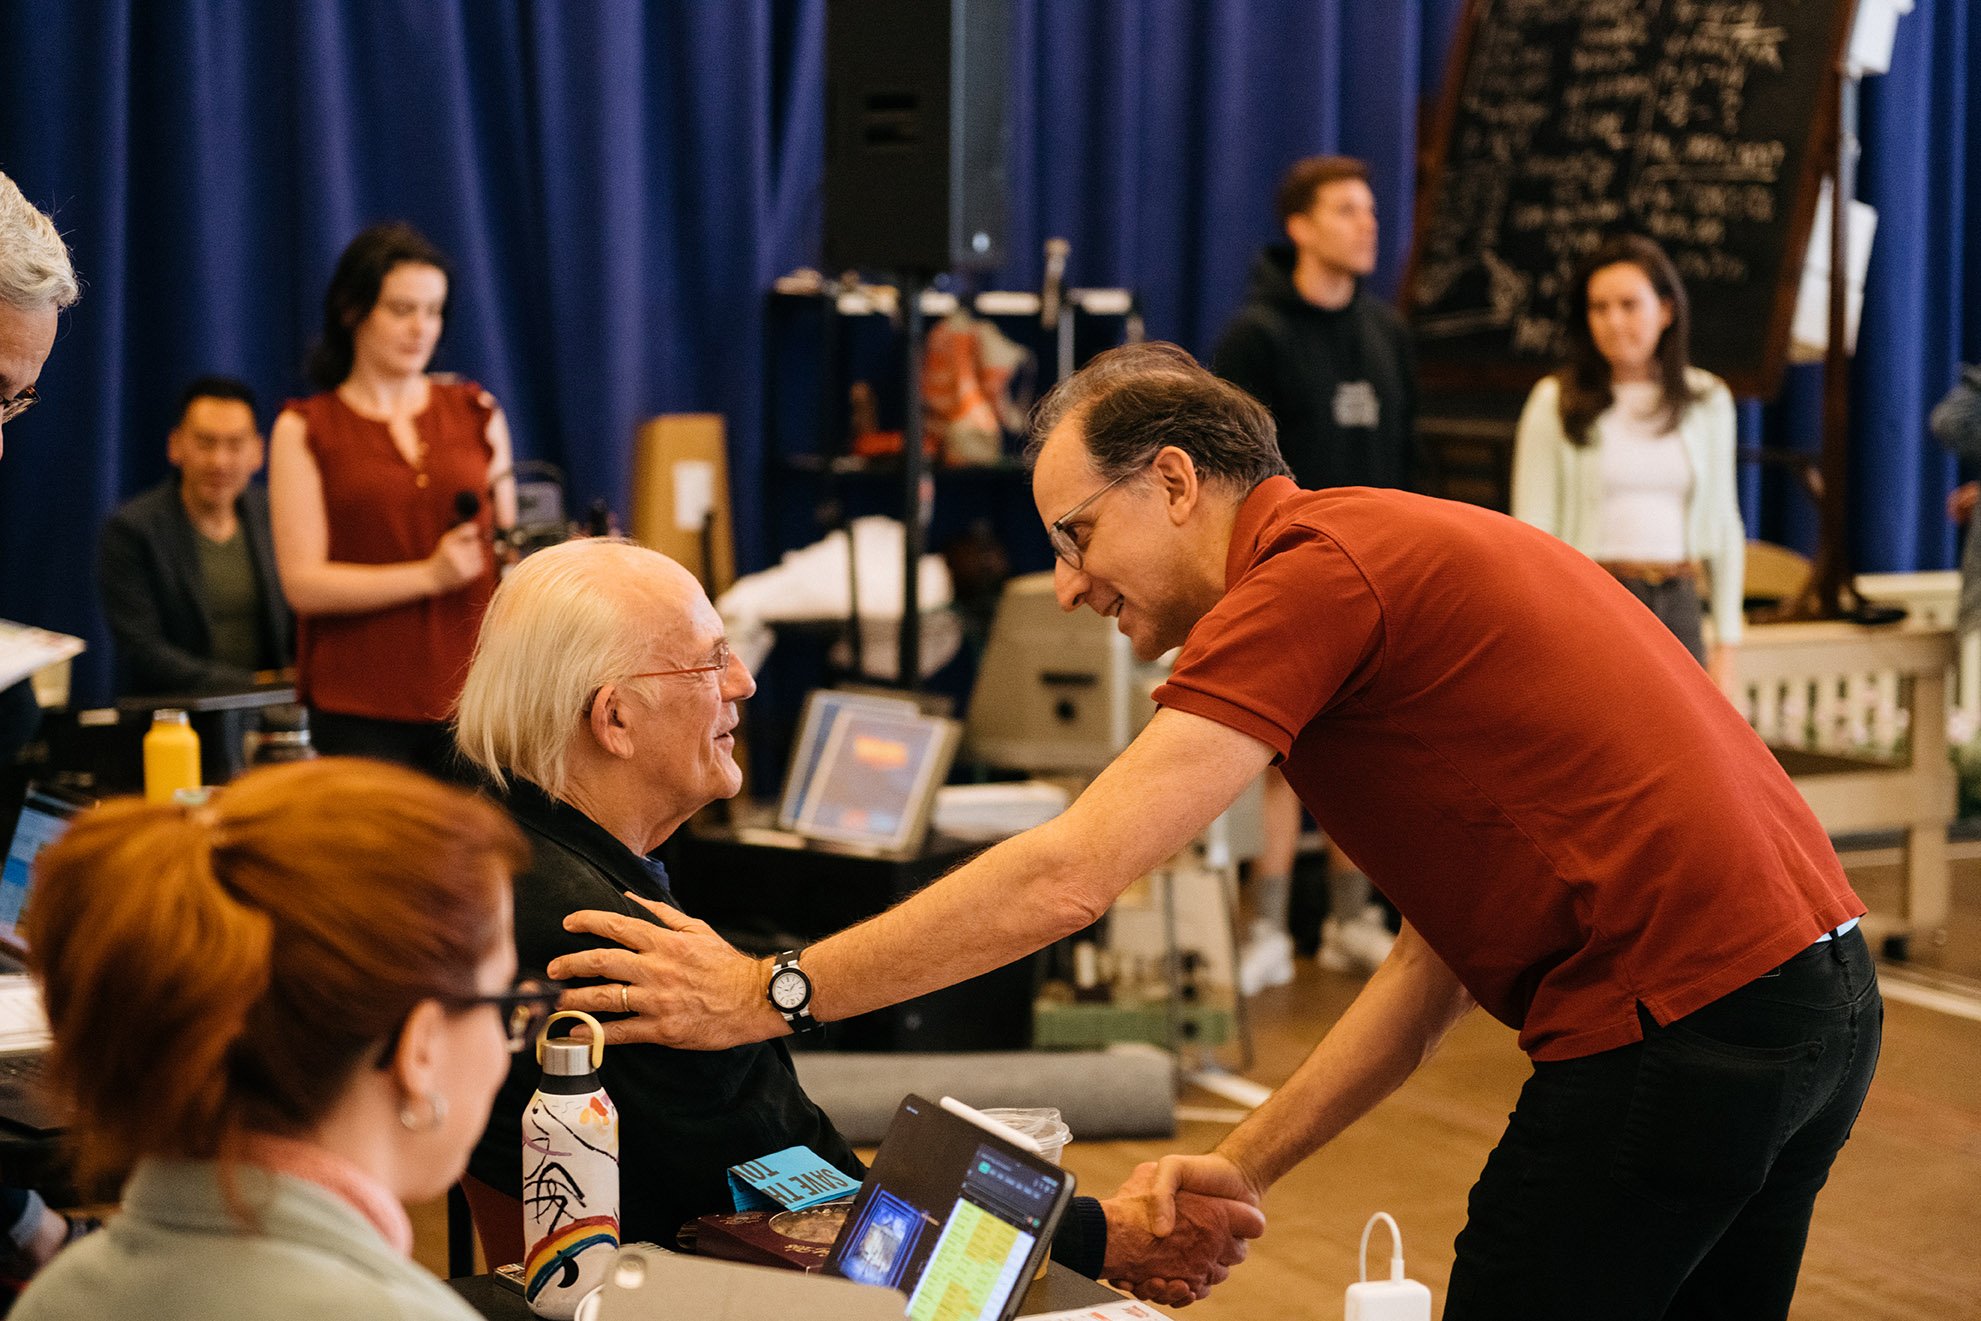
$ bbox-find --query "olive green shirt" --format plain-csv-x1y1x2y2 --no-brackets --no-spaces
195,526,263,674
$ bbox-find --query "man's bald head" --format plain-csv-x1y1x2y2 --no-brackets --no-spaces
455,538,714,798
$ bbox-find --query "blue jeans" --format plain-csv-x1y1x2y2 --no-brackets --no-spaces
1445,928,1881,1320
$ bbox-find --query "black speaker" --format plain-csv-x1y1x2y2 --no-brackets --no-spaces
824,0,1011,274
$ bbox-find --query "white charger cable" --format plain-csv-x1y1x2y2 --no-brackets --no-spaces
1344,1212,1432,1320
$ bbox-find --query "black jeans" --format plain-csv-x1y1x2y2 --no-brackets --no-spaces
1445,928,1881,1321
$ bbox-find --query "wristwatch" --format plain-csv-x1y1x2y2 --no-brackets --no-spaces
766,948,820,1035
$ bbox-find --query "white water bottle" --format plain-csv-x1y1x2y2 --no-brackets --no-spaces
521,1010,620,1319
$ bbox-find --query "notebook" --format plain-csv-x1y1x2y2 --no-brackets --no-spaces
826,1095,1076,1321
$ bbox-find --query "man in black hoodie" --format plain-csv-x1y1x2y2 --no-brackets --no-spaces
1213,155,1416,990
1213,155,1417,491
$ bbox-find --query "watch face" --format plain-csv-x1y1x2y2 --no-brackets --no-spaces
769,967,810,1011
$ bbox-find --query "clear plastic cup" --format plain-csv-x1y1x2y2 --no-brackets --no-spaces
980,1106,1072,1166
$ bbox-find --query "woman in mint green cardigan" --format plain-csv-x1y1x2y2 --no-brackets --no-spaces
1512,234,1744,688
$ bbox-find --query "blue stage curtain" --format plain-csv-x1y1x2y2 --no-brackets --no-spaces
1750,0,1977,575
0,0,1972,707
1850,0,1977,574
0,0,824,703
999,0,1466,348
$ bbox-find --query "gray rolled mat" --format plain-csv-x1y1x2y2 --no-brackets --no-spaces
793,1044,1176,1145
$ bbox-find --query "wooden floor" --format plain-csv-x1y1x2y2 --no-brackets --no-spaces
412,851,1981,1317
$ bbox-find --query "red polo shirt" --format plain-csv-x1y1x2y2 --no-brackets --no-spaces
1153,479,1862,1060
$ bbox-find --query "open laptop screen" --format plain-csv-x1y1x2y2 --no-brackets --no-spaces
777,689,921,832
0,790,82,953
792,708,959,855
827,1095,1074,1321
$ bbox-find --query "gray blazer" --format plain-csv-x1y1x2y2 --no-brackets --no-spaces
13,1160,480,1321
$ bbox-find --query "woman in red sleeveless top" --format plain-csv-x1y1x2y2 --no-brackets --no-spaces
268,223,516,777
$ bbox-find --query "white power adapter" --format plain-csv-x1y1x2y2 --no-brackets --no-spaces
1343,1212,1432,1321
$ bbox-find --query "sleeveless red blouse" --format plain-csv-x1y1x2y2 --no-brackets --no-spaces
284,378,497,723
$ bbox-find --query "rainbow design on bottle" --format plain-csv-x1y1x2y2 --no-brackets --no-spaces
524,1214,620,1305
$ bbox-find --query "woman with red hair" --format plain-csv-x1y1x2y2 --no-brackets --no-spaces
13,758,546,1320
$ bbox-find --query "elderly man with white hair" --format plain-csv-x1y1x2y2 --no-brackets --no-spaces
455,537,1263,1304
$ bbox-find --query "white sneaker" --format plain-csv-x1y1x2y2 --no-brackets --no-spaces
1314,921,1355,974
1317,907,1395,976
1237,924,1296,995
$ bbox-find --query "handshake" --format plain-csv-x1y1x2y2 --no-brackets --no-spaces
1098,1153,1267,1308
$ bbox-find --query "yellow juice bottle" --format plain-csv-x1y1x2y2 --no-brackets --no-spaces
143,709,202,804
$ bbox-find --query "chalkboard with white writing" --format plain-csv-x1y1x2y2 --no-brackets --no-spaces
1404,0,1855,398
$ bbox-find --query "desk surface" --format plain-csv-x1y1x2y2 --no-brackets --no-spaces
449,1258,1124,1319
111,684,297,714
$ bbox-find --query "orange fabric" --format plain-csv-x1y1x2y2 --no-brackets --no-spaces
1154,479,1861,1061
286,379,497,722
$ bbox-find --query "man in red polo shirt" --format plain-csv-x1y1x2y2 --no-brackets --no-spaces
556,343,1880,1318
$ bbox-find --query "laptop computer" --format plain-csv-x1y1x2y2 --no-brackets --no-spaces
786,698,961,858
825,1095,1077,1321
776,690,920,831
0,785,87,1131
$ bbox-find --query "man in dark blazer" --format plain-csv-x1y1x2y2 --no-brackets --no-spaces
97,376,292,696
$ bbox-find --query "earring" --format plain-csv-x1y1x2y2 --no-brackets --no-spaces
398,1092,450,1133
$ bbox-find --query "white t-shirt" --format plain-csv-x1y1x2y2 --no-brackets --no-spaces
1592,382,1691,563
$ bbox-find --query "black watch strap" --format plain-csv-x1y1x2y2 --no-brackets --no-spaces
769,948,821,1035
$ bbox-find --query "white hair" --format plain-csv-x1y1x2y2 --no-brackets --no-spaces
0,171,79,312
454,538,669,801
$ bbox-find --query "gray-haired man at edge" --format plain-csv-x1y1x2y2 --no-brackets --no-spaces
0,165,96,1281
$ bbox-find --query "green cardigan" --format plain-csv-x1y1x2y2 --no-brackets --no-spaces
1511,367,1746,646
14,1160,479,1321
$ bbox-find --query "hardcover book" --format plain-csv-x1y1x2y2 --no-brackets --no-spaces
690,1204,851,1274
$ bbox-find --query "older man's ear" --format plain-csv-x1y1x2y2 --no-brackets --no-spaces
586,684,639,760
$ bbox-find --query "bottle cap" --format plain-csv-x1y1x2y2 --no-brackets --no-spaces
540,1038,597,1077
154,709,189,725
536,1010,605,1071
